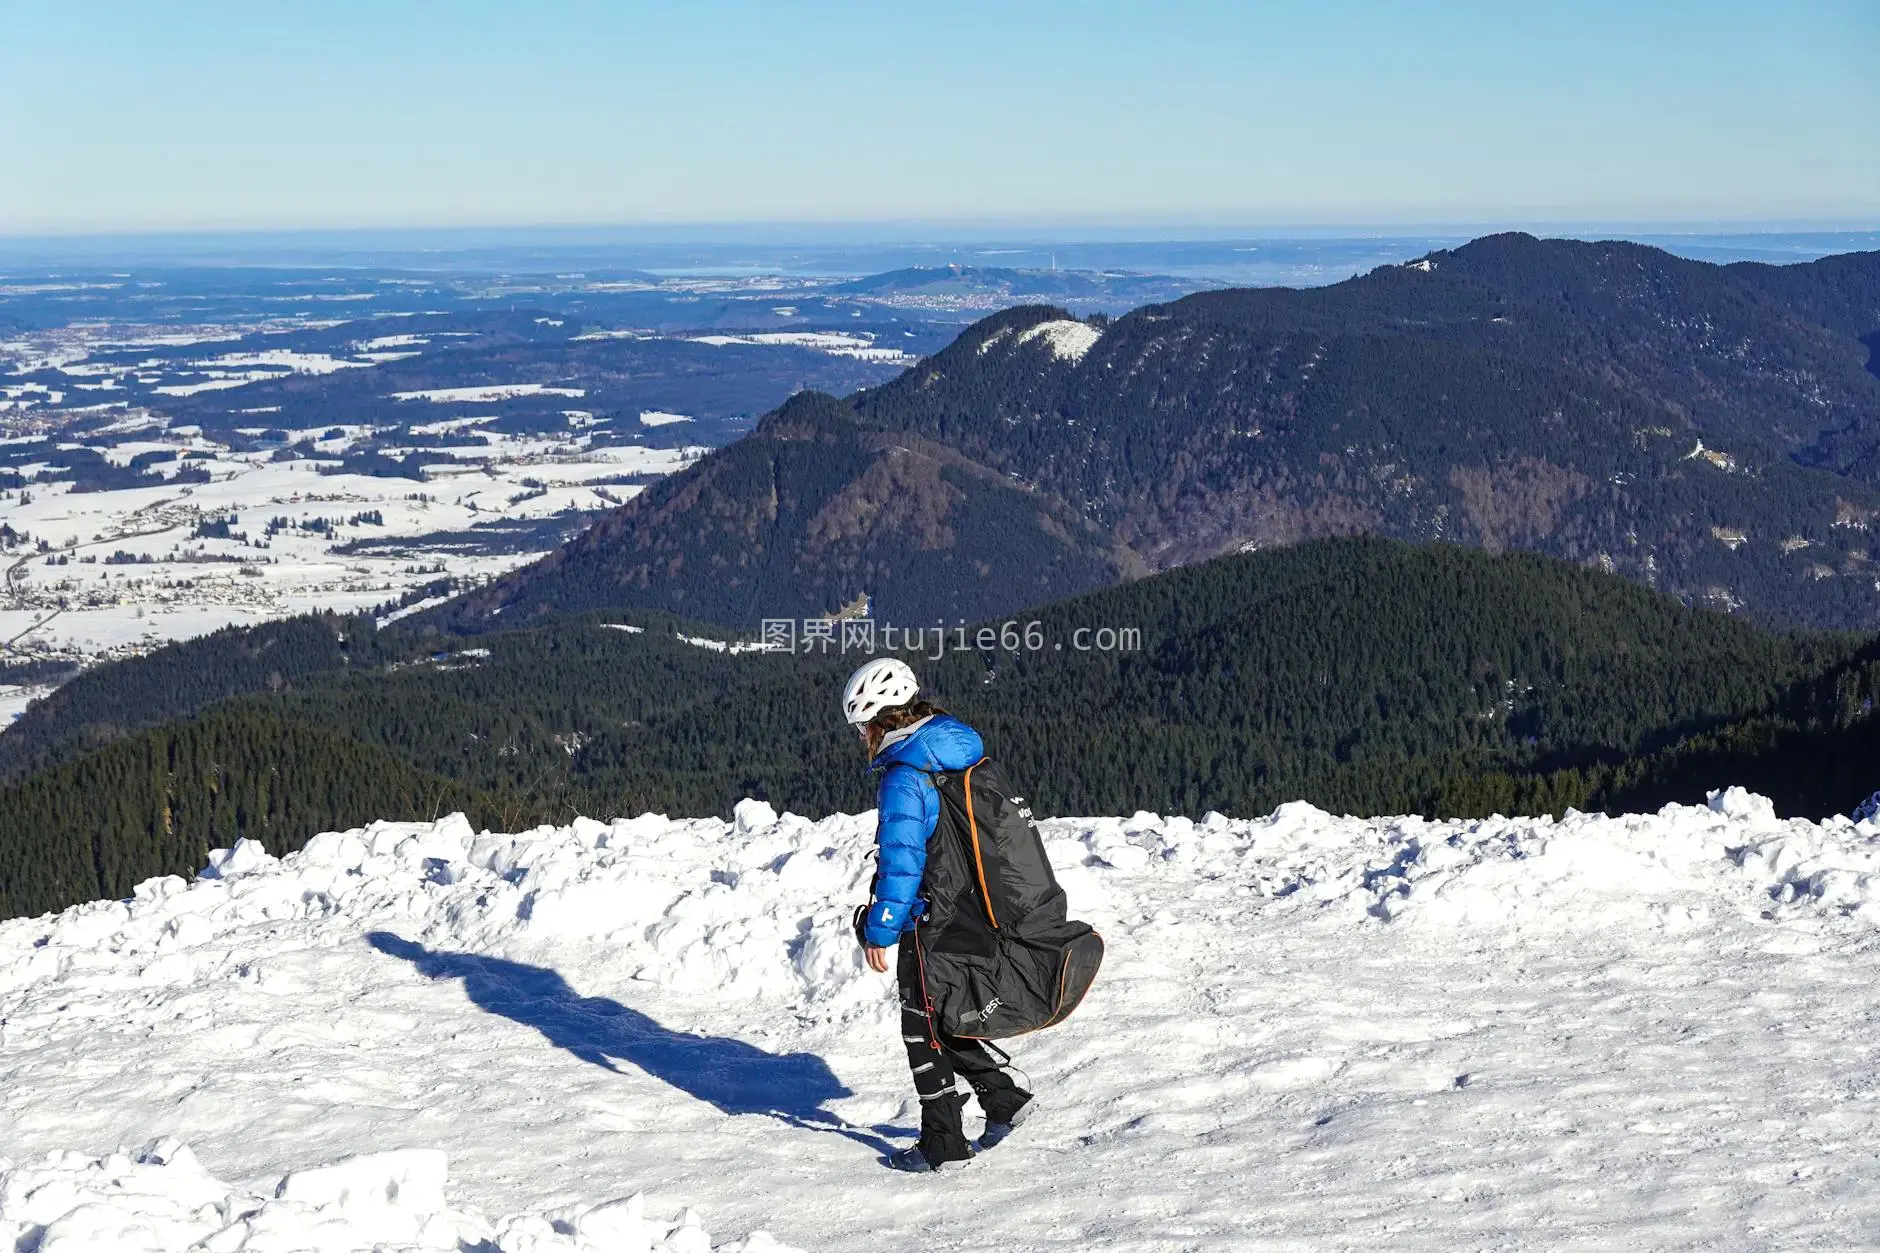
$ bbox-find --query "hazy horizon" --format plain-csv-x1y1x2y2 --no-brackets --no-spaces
5,217,1880,244
2,223,1874,290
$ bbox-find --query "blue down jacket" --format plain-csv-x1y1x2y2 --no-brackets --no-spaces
860,714,985,948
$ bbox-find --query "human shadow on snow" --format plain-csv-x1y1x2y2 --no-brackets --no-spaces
366,932,899,1155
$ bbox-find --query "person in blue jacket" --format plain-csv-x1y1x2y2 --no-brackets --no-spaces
843,657,1035,1173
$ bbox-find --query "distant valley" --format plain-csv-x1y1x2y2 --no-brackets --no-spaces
0,259,1217,709
9,231,1880,761
9,232,1880,917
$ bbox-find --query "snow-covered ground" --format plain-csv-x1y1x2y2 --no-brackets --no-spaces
1,425,702,666
390,385,588,404
6,787,1880,1250
687,332,911,364
0,683,53,729
978,320,1103,363
0,303,903,677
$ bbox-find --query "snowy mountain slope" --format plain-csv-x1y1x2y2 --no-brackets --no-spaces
6,790,1880,1250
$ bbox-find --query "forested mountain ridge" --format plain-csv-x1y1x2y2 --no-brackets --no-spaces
426,389,1133,630
0,614,406,785
429,234,1880,633
7,538,1875,920
852,235,1880,618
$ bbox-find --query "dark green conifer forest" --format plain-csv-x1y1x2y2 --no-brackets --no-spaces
7,538,1880,921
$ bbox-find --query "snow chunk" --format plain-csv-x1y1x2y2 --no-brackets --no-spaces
1709,785,1777,825
199,838,276,880
275,1149,447,1214
573,1193,649,1248
734,798,779,834
0,1144,733,1252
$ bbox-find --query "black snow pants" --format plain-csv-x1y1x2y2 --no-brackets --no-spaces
896,938,1031,1163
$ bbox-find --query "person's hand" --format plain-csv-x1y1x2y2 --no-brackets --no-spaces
864,944,891,973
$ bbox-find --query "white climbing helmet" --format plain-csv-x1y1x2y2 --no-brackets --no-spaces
842,657,919,726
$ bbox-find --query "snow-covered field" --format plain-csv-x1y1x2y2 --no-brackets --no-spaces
0,303,907,680
6,788,1880,1250
0,684,54,728
1,422,701,670
687,332,912,363
390,385,588,403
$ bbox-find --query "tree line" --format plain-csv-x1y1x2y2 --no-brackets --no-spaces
7,538,1879,919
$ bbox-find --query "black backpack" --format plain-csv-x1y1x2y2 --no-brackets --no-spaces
911,757,1104,1040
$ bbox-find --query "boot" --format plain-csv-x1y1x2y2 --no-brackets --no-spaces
976,1094,1036,1151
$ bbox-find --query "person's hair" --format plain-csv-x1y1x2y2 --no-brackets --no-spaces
867,698,947,737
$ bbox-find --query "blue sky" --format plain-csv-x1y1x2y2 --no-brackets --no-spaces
1,0,1874,234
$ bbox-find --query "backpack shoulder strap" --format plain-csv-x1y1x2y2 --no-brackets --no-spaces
930,757,1000,930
